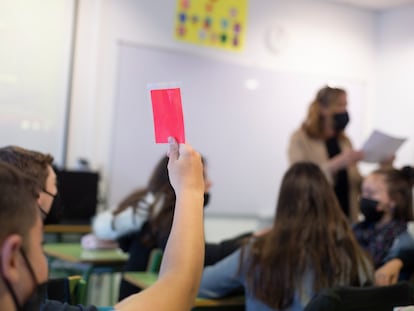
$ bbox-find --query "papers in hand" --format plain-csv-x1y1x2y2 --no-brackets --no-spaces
361,130,406,163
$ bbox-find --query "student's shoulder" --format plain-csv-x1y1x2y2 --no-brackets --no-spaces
43,300,100,311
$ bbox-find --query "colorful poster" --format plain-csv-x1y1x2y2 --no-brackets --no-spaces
175,0,248,51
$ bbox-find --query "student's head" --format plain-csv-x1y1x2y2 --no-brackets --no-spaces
116,155,211,213
116,155,210,245
274,161,348,229
0,162,48,310
247,162,372,310
361,168,413,224
147,156,212,195
303,85,349,138
0,146,57,220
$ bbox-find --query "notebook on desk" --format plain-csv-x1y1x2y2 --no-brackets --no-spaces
55,170,99,225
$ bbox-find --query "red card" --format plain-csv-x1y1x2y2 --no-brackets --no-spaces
150,87,185,143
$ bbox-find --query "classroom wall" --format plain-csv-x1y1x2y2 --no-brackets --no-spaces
68,0,377,171
66,0,413,239
0,0,74,165
375,5,414,167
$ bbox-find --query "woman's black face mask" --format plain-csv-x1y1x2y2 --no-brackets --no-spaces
360,197,384,223
333,111,350,132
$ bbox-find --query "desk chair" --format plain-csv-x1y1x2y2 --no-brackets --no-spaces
146,248,163,273
304,281,414,311
70,275,87,305
46,275,87,305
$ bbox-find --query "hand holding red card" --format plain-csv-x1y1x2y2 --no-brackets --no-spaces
149,84,186,144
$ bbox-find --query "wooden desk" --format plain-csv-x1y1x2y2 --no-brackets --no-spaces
43,243,128,265
44,224,92,234
44,225,92,243
123,272,245,309
44,243,129,306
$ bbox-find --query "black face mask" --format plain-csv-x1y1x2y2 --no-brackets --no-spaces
42,190,64,225
360,197,384,223
1,249,47,311
203,192,210,208
333,111,350,132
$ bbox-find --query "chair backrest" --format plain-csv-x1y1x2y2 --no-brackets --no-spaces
68,275,87,305
146,248,163,273
304,281,414,311
46,275,87,305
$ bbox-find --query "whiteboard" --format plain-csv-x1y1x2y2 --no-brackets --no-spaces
108,43,366,216
0,0,74,165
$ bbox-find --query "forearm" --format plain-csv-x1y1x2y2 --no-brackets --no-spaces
159,191,204,291
396,249,414,270
325,155,345,174
383,230,414,269
115,190,204,311
115,139,205,311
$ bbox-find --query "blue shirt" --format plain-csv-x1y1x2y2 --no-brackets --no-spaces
199,240,372,311
198,245,314,311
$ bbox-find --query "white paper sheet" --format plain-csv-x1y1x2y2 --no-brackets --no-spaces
361,130,406,163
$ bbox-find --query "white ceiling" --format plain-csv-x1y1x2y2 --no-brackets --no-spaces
324,0,414,11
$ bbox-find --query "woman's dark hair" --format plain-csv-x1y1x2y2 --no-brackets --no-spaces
243,162,372,309
113,156,174,246
302,86,347,138
114,155,205,247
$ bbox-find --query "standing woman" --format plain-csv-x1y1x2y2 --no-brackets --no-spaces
354,167,414,269
288,86,363,222
198,162,373,311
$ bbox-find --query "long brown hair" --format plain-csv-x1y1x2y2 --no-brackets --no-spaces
113,156,175,246
244,162,372,309
302,86,347,139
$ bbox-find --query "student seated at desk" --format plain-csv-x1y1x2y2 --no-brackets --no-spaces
92,154,252,300
0,138,206,311
198,162,374,311
353,167,413,271
0,145,62,224
366,166,414,285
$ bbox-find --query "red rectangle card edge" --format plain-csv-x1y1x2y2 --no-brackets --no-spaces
150,87,185,143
